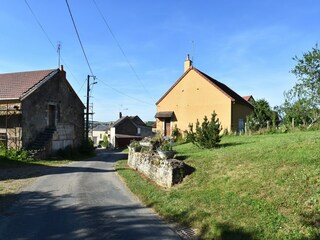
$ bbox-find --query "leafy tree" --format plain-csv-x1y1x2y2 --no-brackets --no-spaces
187,111,222,149
247,99,278,130
284,44,320,128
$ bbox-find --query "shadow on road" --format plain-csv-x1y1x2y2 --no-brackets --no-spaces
0,190,178,240
0,150,128,181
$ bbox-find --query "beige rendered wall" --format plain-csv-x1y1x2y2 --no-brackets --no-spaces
231,102,253,131
157,69,232,133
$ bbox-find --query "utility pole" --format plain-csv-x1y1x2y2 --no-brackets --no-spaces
85,75,97,143
85,75,90,143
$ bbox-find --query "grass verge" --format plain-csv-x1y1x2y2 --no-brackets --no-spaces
116,130,320,239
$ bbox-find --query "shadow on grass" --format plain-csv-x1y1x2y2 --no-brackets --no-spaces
299,212,320,239
164,209,257,239
217,142,248,148
174,155,189,161
0,191,178,239
213,223,256,240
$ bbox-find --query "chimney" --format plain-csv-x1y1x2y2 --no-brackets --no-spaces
59,65,66,79
184,54,192,72
119,112,122,119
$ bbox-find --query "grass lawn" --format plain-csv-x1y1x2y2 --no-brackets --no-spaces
116,130,320,239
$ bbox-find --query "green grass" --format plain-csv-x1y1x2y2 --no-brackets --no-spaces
116,131,320,239
0,150,71,168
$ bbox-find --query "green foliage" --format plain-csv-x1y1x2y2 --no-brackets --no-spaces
158,139,173,151
188,111,222,148
5,148,30,161
247,99,279,131
100,135,109,148
171,127,184,143
80,138,96,156
57,139,95,159
283,44,320,128
128,140,142,152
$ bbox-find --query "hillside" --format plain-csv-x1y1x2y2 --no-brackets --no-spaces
116,130,320,239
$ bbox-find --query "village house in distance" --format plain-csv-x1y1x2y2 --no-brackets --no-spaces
0,66,84,157
155,55,254,136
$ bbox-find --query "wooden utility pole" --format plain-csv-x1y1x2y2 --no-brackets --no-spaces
85,75,90,143
85,75,97,143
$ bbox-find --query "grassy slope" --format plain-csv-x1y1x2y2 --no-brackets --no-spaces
116,131,320,239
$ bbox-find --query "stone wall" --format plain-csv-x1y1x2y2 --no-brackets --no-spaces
51,123,75,151
127,148,185,188
21,70,84,149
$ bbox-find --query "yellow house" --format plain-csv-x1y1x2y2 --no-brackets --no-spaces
155,55,253,136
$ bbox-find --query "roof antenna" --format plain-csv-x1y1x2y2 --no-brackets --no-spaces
57,42,61,68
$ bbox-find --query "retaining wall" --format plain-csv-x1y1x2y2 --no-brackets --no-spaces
127,148,185,188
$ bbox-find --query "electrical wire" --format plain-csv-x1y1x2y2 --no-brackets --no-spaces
65,0,94,76
97,78,153,106
24,0,81,87
92,0,155,102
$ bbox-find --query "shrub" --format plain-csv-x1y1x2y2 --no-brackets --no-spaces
79,138,96,156
171,127,184,143
188,111,222,149
101,135,109,148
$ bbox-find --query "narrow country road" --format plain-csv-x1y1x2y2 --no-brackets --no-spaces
0,151,180,240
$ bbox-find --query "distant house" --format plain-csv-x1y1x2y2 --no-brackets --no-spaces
0,66,84,157
155,55,254,136
109,115,152,148
242,95,255,103
91,124,110,146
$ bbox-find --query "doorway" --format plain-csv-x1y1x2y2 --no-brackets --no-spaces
48,105,56,127
164,119,171,136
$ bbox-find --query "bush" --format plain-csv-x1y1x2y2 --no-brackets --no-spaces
0,147,31,161
101,135,109,148
59,139,96,159
188,111,222,149
171,127,184,143
80,139,95,156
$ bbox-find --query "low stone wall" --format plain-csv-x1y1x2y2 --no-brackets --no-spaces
128,148,185,188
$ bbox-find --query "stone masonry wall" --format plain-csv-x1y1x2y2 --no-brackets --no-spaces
128,148,185,188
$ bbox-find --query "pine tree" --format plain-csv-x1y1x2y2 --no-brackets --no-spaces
188,111,222,148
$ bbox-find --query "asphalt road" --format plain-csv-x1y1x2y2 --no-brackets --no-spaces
0,151,180,240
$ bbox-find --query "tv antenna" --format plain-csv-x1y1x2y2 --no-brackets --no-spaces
57,42,61,68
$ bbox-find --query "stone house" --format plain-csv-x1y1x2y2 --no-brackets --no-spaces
0,66,84,156
91,124,110,147
109,115,152,148
155,55,254,136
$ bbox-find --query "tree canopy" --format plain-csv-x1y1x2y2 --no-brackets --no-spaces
283,44,320,128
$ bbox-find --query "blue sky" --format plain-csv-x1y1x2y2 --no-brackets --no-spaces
1,0,319,121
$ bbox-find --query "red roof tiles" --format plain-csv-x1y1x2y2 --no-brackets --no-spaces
0,69,56,100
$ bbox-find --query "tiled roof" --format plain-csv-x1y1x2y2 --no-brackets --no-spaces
196,69,253,108
112,115,146,128
155,111,174,118
242,95,254,102
93,124,110,132
156,67,253,109
0,69,57,100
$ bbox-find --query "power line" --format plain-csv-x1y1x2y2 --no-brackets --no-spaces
92,0,154,102
65,0,94,76
97,78,153,106
24,0,81,87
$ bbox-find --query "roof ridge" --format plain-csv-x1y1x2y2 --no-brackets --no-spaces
0,69,57,76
